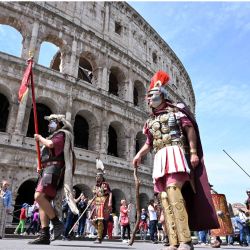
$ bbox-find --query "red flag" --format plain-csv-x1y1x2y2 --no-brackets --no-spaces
18,59,32,102
18,58,42,172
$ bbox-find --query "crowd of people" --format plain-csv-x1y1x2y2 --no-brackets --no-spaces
2,186,250,248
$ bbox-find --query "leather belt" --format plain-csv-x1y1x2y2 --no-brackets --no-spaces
42,161,64,168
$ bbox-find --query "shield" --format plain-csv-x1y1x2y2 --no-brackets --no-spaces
210,193,233,237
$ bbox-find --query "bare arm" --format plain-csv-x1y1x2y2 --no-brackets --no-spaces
132,143,151,168
184,126,199,168
108,192,112,207
34,134,54,148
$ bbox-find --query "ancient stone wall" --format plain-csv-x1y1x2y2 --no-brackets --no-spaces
0,2,196,218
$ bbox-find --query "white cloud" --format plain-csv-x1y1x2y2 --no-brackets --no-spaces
196,83,250,119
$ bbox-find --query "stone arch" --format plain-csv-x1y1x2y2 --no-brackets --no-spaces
38,33,67,72
107,121,126,159
77,51,98,83
78,57,93,83
108,66,126,99
134,80,146,109
0,83,12,102
74,114,89,149
0,91,10,132
26,103,52,138
13,178,36,223
139,193,149,210
41,33,65,50
73,110,99,151
35,96,59,114
73,183,92,199
0,16,27,37
112,188,126,215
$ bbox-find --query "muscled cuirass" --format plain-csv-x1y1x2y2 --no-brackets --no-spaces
147,108,187,153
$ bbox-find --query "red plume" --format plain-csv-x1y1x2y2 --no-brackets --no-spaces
149,70,170,90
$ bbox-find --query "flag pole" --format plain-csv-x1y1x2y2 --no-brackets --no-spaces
29,56,42,172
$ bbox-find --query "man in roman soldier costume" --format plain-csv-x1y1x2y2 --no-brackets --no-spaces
133,70,219,250
90,159,112,244
29,114,78,245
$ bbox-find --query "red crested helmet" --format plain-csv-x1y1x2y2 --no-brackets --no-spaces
148,70,170,91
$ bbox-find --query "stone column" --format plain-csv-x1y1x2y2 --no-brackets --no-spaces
93,66,103,89
102,67,109,92
29,21,40,62
103,2,110,35
12,21,41,144
11,93,28,145
60,47,70,74
125,79,133,103
67,40,79,77
6,102,19,134
65,89,73,122
21,36,31,60
99,111,108,154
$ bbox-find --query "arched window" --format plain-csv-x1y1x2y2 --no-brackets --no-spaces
133,87,139,106
78,58,93,83
112,189,126,214
26,103,52,138
134,80,146,109
0,93,9,132
74,115,89,149
108,125,118,157
38,42,59,69
108,72,119,96
73,184,92,199
152,52,157,64
13,179,36,223
0,24,22,57
139,193,150,210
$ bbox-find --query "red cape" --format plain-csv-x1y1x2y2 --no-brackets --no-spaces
154,102,219,231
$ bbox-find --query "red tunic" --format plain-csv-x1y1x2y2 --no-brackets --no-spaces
36,132,65,199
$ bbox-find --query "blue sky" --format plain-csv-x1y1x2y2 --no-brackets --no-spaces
0,2,249,204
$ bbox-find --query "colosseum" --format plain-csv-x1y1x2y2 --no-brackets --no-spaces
0,2,195,224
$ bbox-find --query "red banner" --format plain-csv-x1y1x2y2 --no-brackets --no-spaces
18,59,32,102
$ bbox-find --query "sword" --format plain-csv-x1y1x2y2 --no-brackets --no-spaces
68,195,96,236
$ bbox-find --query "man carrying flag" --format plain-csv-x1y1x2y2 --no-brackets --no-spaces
18,58,78,245
29,114,78,245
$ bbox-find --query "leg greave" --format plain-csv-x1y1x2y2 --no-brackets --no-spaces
160,191,178,246
166,185,191,244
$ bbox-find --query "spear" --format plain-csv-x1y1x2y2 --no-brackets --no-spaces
223,149,250,178
68,195,96,236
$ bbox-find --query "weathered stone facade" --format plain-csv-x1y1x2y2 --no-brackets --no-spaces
0,1,195,222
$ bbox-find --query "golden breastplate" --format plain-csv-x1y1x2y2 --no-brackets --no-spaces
148,110,186,153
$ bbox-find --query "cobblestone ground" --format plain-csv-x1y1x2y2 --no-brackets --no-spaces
0,239,250,250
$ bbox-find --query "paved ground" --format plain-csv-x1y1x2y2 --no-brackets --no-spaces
0,238,250,250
